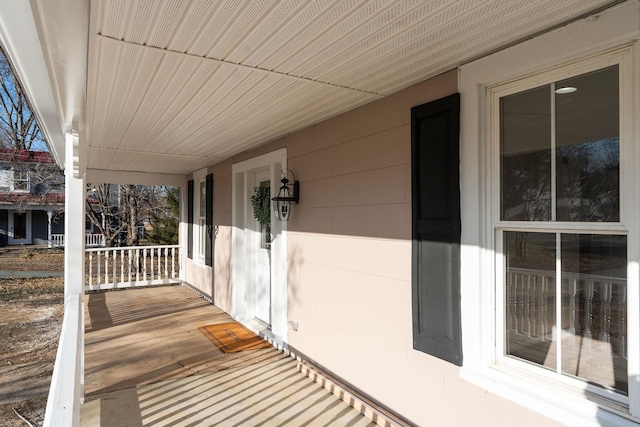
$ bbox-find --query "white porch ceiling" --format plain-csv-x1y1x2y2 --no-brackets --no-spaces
84,0,620,175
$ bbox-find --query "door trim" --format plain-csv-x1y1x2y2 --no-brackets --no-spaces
8,210,32,245
231,149,288,345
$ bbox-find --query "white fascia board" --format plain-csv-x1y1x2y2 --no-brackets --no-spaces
0,2,65,167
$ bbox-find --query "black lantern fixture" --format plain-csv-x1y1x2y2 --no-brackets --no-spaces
272,169,299,221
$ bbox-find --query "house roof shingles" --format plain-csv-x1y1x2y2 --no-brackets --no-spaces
0,149,55,163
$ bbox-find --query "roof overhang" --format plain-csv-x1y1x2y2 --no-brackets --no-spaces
0,0,627,177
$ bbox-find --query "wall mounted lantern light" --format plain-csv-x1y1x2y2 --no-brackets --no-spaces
272,169,299,221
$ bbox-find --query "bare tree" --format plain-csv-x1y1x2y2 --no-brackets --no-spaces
85,184,127,247
120,184,159,246
0,47,47,151
0,48,64,246
86,183,169,247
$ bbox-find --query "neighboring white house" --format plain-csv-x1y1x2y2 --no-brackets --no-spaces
2,1,640,426
0,149,64,246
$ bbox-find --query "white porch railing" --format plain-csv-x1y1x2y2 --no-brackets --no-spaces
85,244,181,291
51,233,105,247
43,292,83,427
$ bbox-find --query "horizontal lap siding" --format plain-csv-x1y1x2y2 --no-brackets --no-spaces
205,70,557,426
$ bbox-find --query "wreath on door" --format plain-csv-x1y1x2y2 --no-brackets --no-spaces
251,186,271,227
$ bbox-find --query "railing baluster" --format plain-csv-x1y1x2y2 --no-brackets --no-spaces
164,248,168,279
88,251,93,289
507,271,515,332
530,275,538,338
525,274,532,337
119,249,124,284
617,283,627,358
127,249,132,284
568,278,579,346
105,250,109,285
541,275,550,342
516,274,523,334
143,248,147,281
150,248,155,280
112,249,117,287
171,247,176,278
600,282,613,343
135,248,140,283
584,281,594,349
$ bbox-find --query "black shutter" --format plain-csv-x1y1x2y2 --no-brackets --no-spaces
187,179,194,260
205,174,213,266
411,93,462,366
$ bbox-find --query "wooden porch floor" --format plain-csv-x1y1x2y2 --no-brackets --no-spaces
80,285,378,427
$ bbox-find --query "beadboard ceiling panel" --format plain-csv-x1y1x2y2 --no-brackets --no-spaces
86,0,621,175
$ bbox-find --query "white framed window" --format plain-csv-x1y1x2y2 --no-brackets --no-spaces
198,179,206,262
0,168,11,191
192,168,208,264
486,48,638,419
13,169,29,191
459,4,640,425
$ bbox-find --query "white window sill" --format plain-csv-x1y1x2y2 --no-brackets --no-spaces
189,257,207,268
460,366,638,427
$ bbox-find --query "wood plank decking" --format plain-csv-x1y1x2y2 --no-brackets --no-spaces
81,285,378,427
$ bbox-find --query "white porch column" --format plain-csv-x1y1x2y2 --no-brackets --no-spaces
64,131,85,410
180,185,187,282
44,132,85,427
64,132,85,300
47,210,53,248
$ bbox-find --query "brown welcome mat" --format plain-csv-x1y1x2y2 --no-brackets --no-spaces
199,322,272,353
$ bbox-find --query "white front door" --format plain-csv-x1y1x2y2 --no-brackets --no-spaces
232,149,288,342
8,211,31,245
252,169,271,325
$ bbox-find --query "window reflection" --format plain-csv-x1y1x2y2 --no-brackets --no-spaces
561,234,627,393
505,232,556,368
501,66,619,222
501,87,551,221
556,66,619,221
505,231,627,393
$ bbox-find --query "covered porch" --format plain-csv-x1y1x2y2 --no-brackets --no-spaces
80,284,382,427
2,1,637,426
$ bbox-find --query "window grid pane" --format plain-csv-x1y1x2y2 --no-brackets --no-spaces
560,234,627,393
505,231,627,393
505,232,556,369
500,66,619,223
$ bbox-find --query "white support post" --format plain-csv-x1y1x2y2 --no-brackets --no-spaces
63,130,86,407
47,210,53,248
44,131,85,427
179,185,186,282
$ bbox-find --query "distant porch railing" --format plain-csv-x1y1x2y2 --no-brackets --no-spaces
51,233,105,247
506,267,627,358
85,244,181,291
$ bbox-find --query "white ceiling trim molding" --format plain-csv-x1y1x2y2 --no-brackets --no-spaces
95,34,386,98
86,168,186,187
